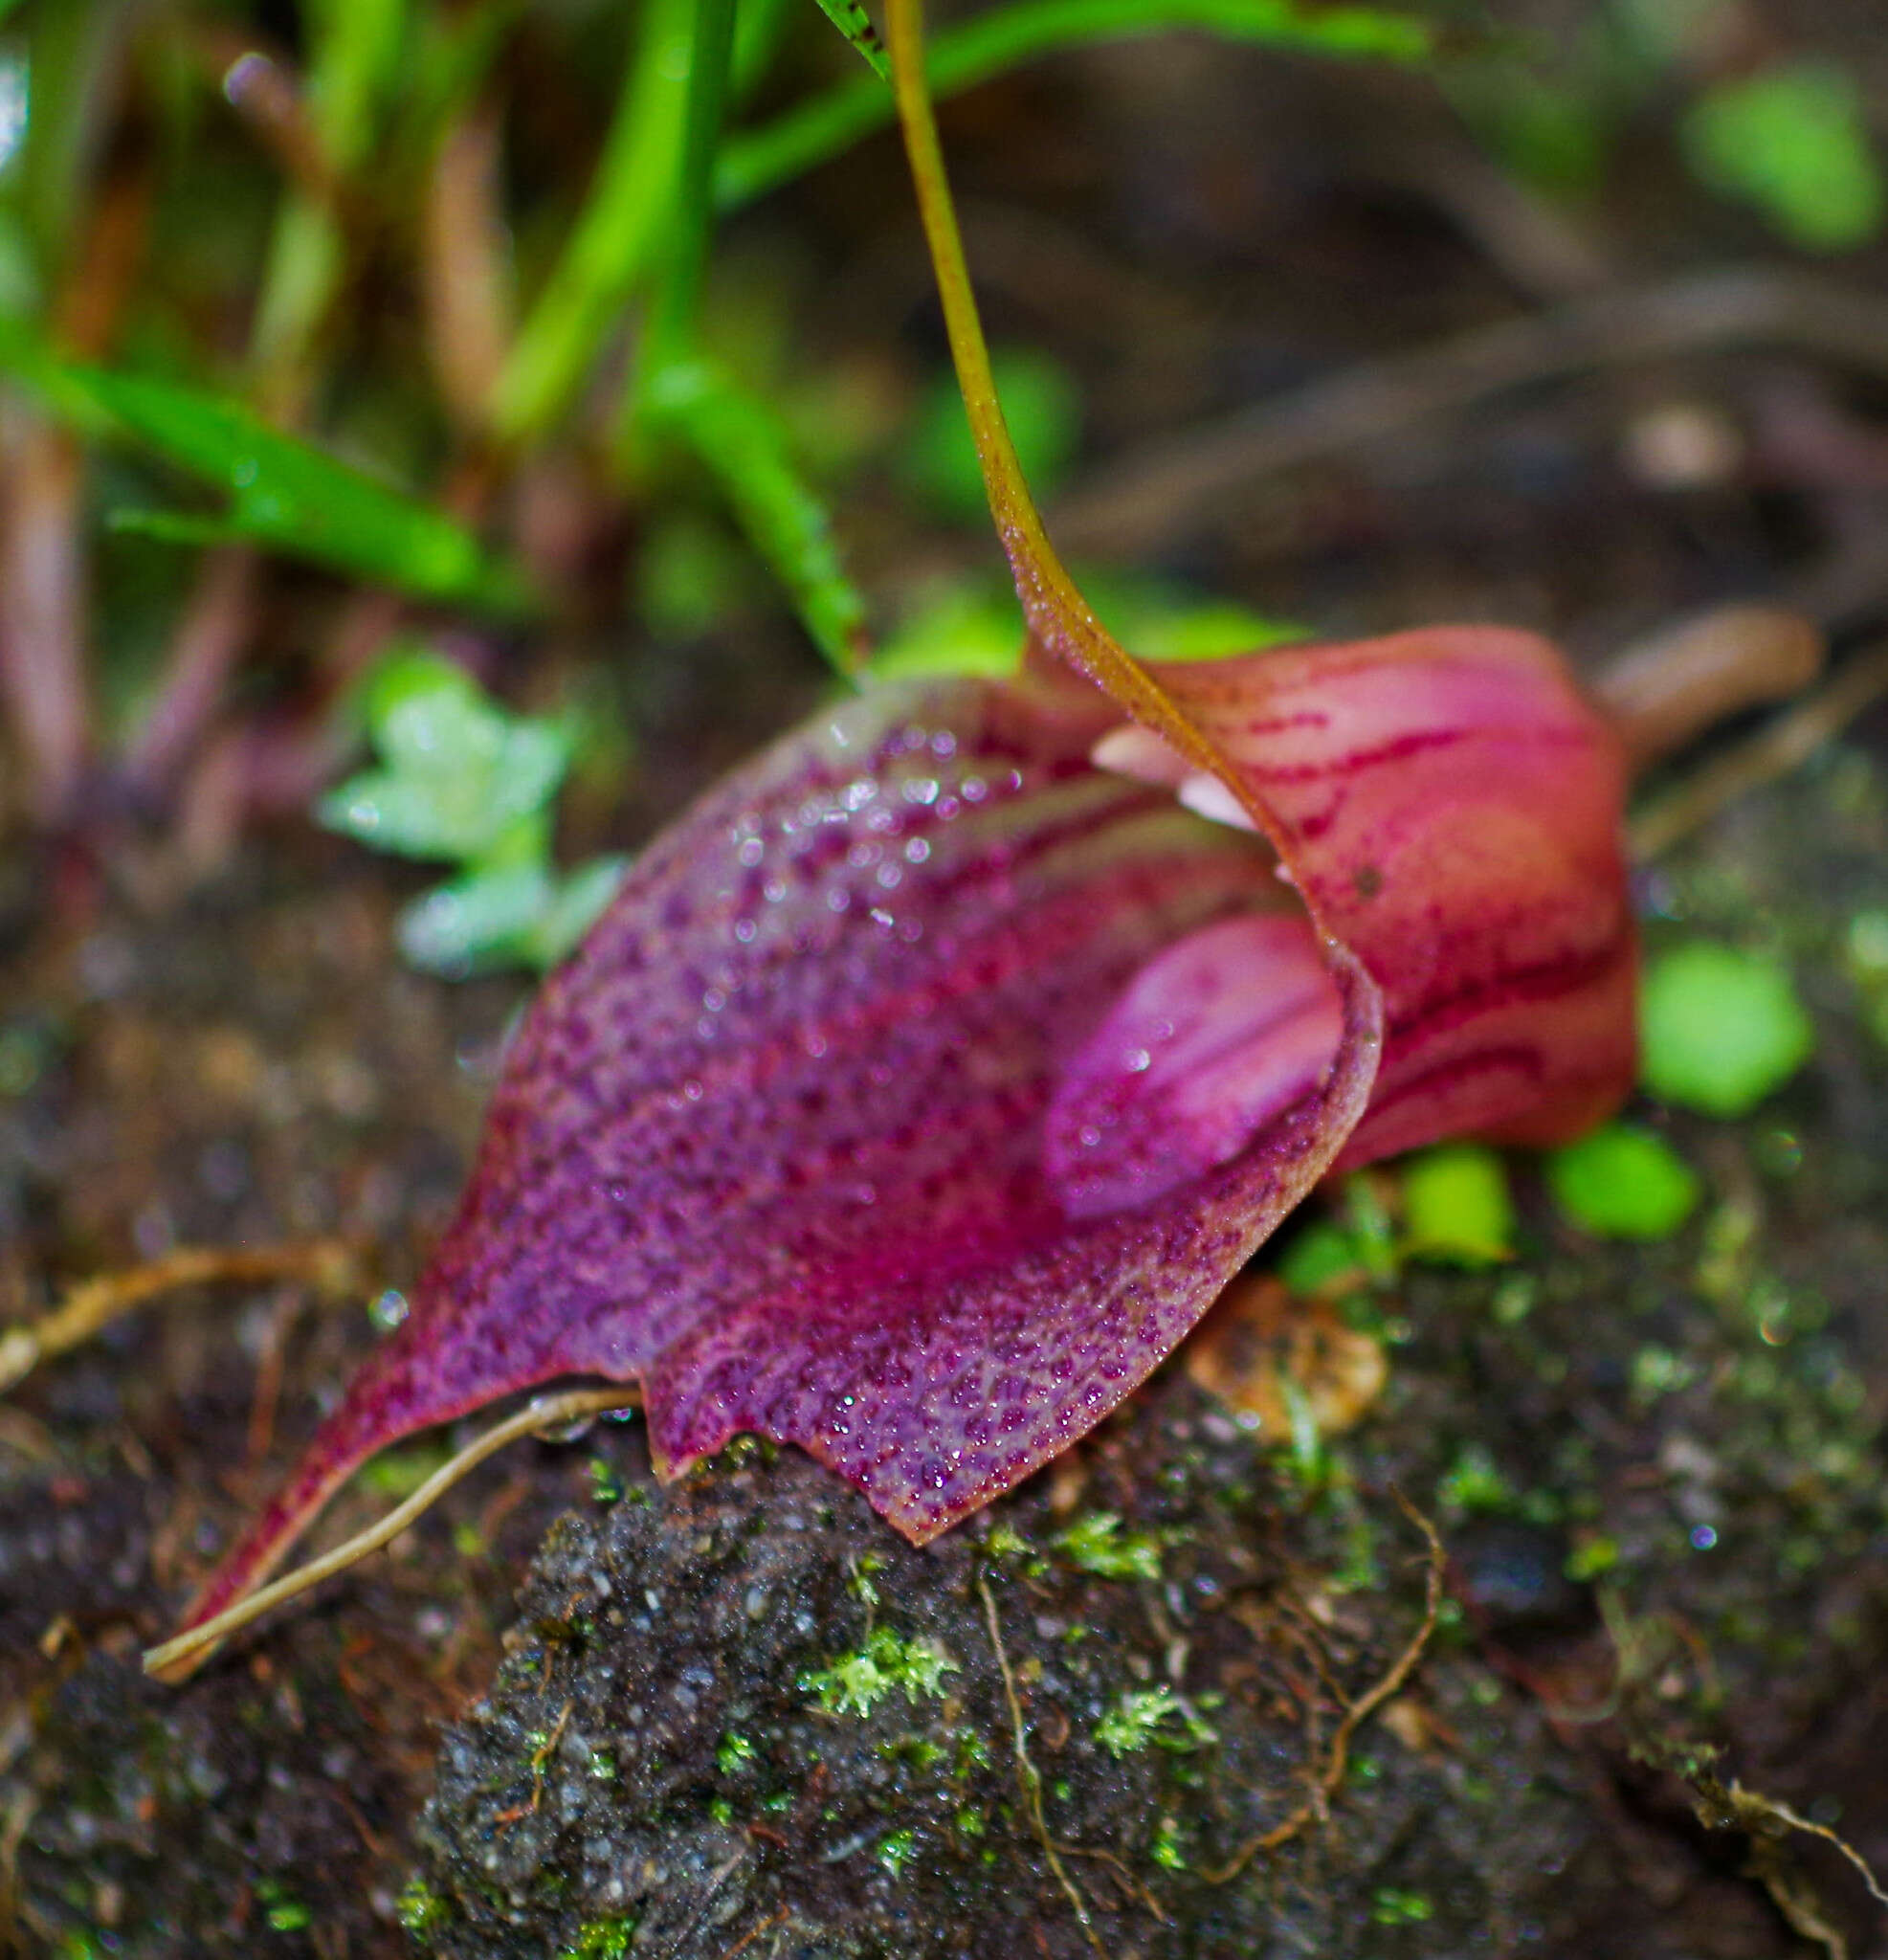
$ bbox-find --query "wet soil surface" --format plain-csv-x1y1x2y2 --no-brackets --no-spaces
1,735,1885,1958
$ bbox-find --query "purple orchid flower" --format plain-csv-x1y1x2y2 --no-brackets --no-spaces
174,622,1633,1641
160,0,1636,1657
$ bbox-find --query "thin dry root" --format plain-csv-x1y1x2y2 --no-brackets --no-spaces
977,1569,1110,1959
1693,1768,1888,1959
1630,638,1888,859
1203,1489,1446,1884
0,1240,360,1395
144,1384,640,1683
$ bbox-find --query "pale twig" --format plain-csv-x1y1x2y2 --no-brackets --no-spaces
144,1384,640,1682
976,1570,1107,1959
1054,266,1888,557
1203,1490,1445,1884
1629,640,1888,859
0,1241,360,1395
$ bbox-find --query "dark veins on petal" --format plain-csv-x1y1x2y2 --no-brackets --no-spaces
185,674,1380,1624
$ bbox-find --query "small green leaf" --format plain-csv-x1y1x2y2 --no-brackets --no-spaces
395,863,564,977
1545,1124,1700,1240
1398,1143,1515,1266
1640,942,1814,1118
322,730,566,864
531,857,630,968
1681,60,1885,253
321,648,571,865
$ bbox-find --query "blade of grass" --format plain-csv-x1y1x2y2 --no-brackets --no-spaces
10,0,131,284
6,345,531,612
628,0,869,670
718,0,1430,210
487,0,694,446
732,0,801,100
643,0,740,380
810,0,891,79
648,360,869,673
251,0,411,405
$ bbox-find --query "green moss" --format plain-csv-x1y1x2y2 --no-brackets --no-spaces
801,1625,959,1717
953,1728,992,1777
1371,1887,1435,1926
357,1442,455,1499
1276,1217,1369,1297
1092,1686,1213,1758
1680,59,1884,252
1565,1534,1619,1581
395,1877,449,1936
1545,1124,1700,1239
1055,1511,1162,1582
1629,1345,1696,1403
1149,1816,1188,1871
256,1881,311,1932
1437,1441,1512,1517
561,1917,637,1960
877,1828,918,1878
716,1731,757,1775
1640,942,1814,1117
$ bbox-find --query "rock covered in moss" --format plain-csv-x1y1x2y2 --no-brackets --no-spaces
410,1387,1589,1958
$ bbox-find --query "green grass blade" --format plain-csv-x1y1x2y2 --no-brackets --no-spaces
7,345,531,612
718,0,1430,208
651,360,869,674
733,0,801,99
488,0,694,445
810,0,891,78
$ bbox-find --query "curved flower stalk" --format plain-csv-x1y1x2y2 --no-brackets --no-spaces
160,0,1635,1659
